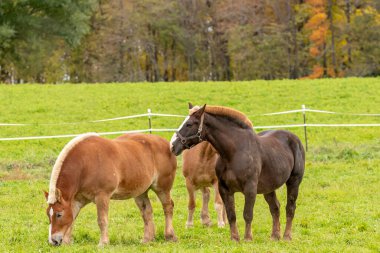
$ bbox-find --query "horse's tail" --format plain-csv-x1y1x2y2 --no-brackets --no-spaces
47,132,99,204
291,136,306,181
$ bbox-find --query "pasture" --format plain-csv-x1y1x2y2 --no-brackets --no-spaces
0,78,379,252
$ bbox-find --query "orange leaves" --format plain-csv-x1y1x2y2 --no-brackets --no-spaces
303,0,328,79
305,0,326,13
305,6,328,47
306,12,327,28
307,64,324,79
309,46,320,57
309,24,328,45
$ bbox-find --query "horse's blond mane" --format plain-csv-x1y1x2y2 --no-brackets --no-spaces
190,105,253,128
47,133,99,204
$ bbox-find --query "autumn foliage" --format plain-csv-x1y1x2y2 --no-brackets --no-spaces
0,0,379,83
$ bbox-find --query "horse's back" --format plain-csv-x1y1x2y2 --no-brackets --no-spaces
115,133,176,169
61,134,176,200
114,133,177,192
258,130,305,159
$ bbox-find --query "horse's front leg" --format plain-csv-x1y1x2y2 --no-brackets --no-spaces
219,181,239,241
185,178,196,228
201,187,211,226
213,182,226,228
243,183,257,241
95,193,111,246
63,200,87,244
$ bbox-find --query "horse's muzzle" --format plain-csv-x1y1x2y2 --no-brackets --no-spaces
50,234,63,246
171,140,184,156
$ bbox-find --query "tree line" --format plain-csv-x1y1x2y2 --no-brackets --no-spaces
1,0,379,84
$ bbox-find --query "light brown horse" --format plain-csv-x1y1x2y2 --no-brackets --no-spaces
44,133,177,246
183,141,227,228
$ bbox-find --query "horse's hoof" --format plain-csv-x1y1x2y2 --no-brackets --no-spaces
217,222,225,228
165,234,178,242
202,220,212,227
244,235,253,241
98,241,109,247
231,236,240,242
185,222,194,228
271,234,281,241
283,235,292,241
142,237,155,243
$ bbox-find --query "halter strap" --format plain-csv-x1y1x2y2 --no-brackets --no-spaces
176,112,205,149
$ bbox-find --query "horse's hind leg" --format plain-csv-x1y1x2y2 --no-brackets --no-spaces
134,192,155,243
201,187,212,226
95,193,111,246
264,192,281,240
155,190,177,241
284,177,302,241
185,178,196,228
213,182,226,228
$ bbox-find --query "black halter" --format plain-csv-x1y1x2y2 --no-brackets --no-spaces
176,113,205,149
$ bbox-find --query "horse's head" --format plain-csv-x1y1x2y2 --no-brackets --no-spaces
170,103,206,156
44,189,73,246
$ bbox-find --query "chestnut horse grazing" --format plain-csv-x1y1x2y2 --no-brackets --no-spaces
183,141,227,228
171,104,305,242
45,133,177,246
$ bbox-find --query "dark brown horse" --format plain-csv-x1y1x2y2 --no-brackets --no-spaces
171,104,305,241
44,133,177,246
183,141,227,228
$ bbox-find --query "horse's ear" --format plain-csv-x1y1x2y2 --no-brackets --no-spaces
188,102,194,109
200,104,206,114
44,191,49,201
195,104,206,117
56,188,62,203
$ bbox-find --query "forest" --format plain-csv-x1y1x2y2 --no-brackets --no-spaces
0,0,379,83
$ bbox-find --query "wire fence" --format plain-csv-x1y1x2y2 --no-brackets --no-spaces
1,105,379,151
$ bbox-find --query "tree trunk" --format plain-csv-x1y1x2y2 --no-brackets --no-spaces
323,42,328,77
220,38,232,81
153,30,160,82
288,0,299,79
163,42,169,82
117,0,125,82
344,0,352,70
170,40,177,81
327,0,337,76
145,53,151,82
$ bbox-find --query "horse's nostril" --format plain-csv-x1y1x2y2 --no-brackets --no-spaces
51,238,61,246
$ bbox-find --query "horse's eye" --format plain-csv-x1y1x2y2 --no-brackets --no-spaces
56,212,63,218
186,122,193,127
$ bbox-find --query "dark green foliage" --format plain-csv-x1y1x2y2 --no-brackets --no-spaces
0,0,96,82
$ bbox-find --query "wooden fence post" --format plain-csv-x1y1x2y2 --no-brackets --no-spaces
148,108,152,134
302,104,308,151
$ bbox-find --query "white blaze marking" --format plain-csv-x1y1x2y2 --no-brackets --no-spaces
48,207,53,243
170,116,190,149
49,224,52,243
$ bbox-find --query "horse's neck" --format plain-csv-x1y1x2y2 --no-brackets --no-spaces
56,166,80,202
205,115,255,161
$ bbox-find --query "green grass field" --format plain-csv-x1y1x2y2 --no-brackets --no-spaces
0,78,379,252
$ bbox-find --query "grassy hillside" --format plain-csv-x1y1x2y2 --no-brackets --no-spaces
0,78,379,252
